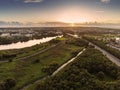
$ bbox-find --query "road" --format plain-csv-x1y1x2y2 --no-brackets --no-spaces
67,33,120,66
107,44,120,51
21,33,120,90
90,43,120,66
20,48,86,90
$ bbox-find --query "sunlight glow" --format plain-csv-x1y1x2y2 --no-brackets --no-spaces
58,8,91,23
71,23,75,27
61,18,88,23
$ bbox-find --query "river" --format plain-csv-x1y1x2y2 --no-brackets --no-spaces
0,36,62,50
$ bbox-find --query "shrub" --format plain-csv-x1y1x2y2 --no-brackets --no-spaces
4,78,16,89
0,78,16,90
97,71,105,80
33,59,40,64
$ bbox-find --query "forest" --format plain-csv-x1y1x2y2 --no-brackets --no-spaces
33,47,120,90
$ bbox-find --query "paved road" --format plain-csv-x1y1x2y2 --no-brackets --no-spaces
90,43,120,66
67,33,120,66
20,48,86,90
107,44,120,51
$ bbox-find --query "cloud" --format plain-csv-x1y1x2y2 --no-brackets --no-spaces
24,0,43,3
101,0,110,3
96,10,105,13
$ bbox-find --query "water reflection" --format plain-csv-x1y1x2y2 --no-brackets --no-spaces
0,36,62,50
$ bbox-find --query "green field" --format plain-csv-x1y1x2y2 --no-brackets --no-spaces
30,47,120,90
0,41,55,61
0,36,86,90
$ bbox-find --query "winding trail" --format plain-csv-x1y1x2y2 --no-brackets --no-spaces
21,33,120,90
52,48,86,76
20,48,86,90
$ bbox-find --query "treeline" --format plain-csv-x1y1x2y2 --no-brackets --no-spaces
0,36,61,61
65,37,89,47
34,47,120,90
0,36,30,45
0,53,17,61
41,37,89,75
84,37,120,59
32,33,61,39
0,33,61,45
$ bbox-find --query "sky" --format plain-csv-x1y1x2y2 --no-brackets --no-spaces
0,0,120,23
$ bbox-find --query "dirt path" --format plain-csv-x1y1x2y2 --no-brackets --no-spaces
20,48,86,90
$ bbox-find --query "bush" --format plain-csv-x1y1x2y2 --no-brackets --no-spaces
34,48,120,90
0,82,5,90
0,78,16,90
9,59,13,62
4,78,16,89
42,62,59,75
97,71,105,80
33,59,40,64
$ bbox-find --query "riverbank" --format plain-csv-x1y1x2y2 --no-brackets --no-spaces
0,35,87,90
0,35,62,50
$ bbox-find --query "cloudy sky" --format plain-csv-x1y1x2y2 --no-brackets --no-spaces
0,0,120,23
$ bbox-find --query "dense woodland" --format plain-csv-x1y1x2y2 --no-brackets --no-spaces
34,47,120,90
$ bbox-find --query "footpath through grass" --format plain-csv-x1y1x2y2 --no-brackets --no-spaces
0,42,52,61
30,47,120,90
0,36,86,90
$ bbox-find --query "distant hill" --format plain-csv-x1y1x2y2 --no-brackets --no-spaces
0,21,23,27
0,21,120,28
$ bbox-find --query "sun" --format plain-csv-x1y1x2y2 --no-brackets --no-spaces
71,23,75,27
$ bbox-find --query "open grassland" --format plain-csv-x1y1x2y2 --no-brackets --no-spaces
0,36,87,90
0,42,52,61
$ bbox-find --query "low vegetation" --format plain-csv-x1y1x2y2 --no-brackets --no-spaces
84,36,120,59
0,37,60,61
0,36,88,90
31,47,120,90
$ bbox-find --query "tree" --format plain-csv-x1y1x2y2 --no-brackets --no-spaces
33,59,40,64
4,78,16,90
97,71,105,80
